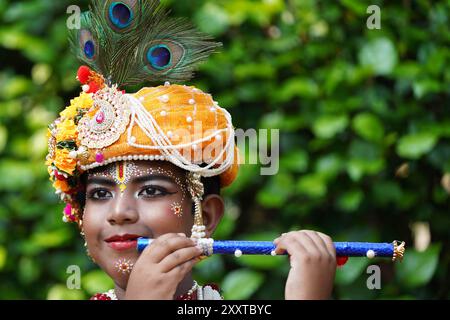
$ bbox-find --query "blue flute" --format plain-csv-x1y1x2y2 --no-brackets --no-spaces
137,238,405,262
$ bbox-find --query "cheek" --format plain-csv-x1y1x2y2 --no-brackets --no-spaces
138,199,193,235
83,202,108,242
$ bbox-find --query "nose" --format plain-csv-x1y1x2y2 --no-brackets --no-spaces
107,191,139,225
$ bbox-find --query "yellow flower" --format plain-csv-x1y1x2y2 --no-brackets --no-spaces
56,119,78,142
72,92,94,110
45,157,53,167
60,92,93,119
54,148,77,175
53,179,71,193
60,104,78,119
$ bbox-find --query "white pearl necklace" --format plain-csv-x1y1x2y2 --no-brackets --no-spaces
104,281,203,300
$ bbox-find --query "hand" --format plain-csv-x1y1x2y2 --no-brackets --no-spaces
124,233,202,300
274,230,336,300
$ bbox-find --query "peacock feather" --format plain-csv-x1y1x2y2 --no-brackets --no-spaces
69,0,221,87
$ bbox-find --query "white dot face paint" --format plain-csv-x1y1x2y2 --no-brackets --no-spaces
115,258,134,274
89,160,188,216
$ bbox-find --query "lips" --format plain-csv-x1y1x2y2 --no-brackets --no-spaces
105,234,141,251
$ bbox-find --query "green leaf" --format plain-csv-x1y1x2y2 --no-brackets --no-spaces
0,160,36,191
222,269,264,300
195,3,230,36
18,256,40,284
0,246,7,270
396,133,438,159
413,79,442,99
47,284,85,300
347,158,385,181
312,114,349,139
82,270,115,295
213,210,237,239
193,255,225,283
347,140,385,180
57,140,77,150
396,244,441,288
315,153,343,179
336,190,364,212
340,0,368,15
335,258,369,285
30,229,71,249
0,126,7,153
257,174,294,208
352,113,384,143
359,37,398,76
278,78,320,101
296,174,327,198
0,76,31,100
280,150,309,173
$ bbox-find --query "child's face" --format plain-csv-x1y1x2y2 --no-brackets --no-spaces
82,160,194,286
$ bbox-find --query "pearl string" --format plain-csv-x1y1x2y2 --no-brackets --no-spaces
103,282,200,300
125,94,235,177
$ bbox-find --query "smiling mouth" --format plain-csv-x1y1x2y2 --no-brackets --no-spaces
104,234,141,251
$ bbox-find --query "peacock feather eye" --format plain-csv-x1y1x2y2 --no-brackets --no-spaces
147,45,172,70
109,2,134,29
78,29,97,61
84,40,95,59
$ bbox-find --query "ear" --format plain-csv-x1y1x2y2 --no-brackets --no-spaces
201,194,225,238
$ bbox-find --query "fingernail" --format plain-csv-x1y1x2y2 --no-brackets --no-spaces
178,233,186,237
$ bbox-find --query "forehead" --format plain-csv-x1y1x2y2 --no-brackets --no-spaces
88,160,185,180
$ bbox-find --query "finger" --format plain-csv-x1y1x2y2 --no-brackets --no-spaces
315,232,336,259
147,233,186,251
273,232,287,244
273,231,300,254
167,256,201,280
274,233,308,256
292,231,324,257
275,238,309,269
147,234,196,263
301,231,331,258
160,246,203,272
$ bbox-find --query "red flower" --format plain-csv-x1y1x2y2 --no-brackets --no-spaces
77,66,92,84
90,293,111,300
336,256,349,267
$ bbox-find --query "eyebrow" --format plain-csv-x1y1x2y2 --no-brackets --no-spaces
87,175,178,187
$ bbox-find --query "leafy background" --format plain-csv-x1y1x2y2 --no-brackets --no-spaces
0,0,449,299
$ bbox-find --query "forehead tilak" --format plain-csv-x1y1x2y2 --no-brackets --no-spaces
88,161,188,200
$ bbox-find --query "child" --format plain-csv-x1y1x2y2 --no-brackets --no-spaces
46,0,336,300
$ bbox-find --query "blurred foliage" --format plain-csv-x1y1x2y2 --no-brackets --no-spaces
0,0,449,299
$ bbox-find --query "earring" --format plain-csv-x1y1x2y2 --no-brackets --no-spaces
84,241,96,263
79,221,96,263
186,173,206,240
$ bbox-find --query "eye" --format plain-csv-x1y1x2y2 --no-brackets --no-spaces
138,186,166,198
88,189,113,200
